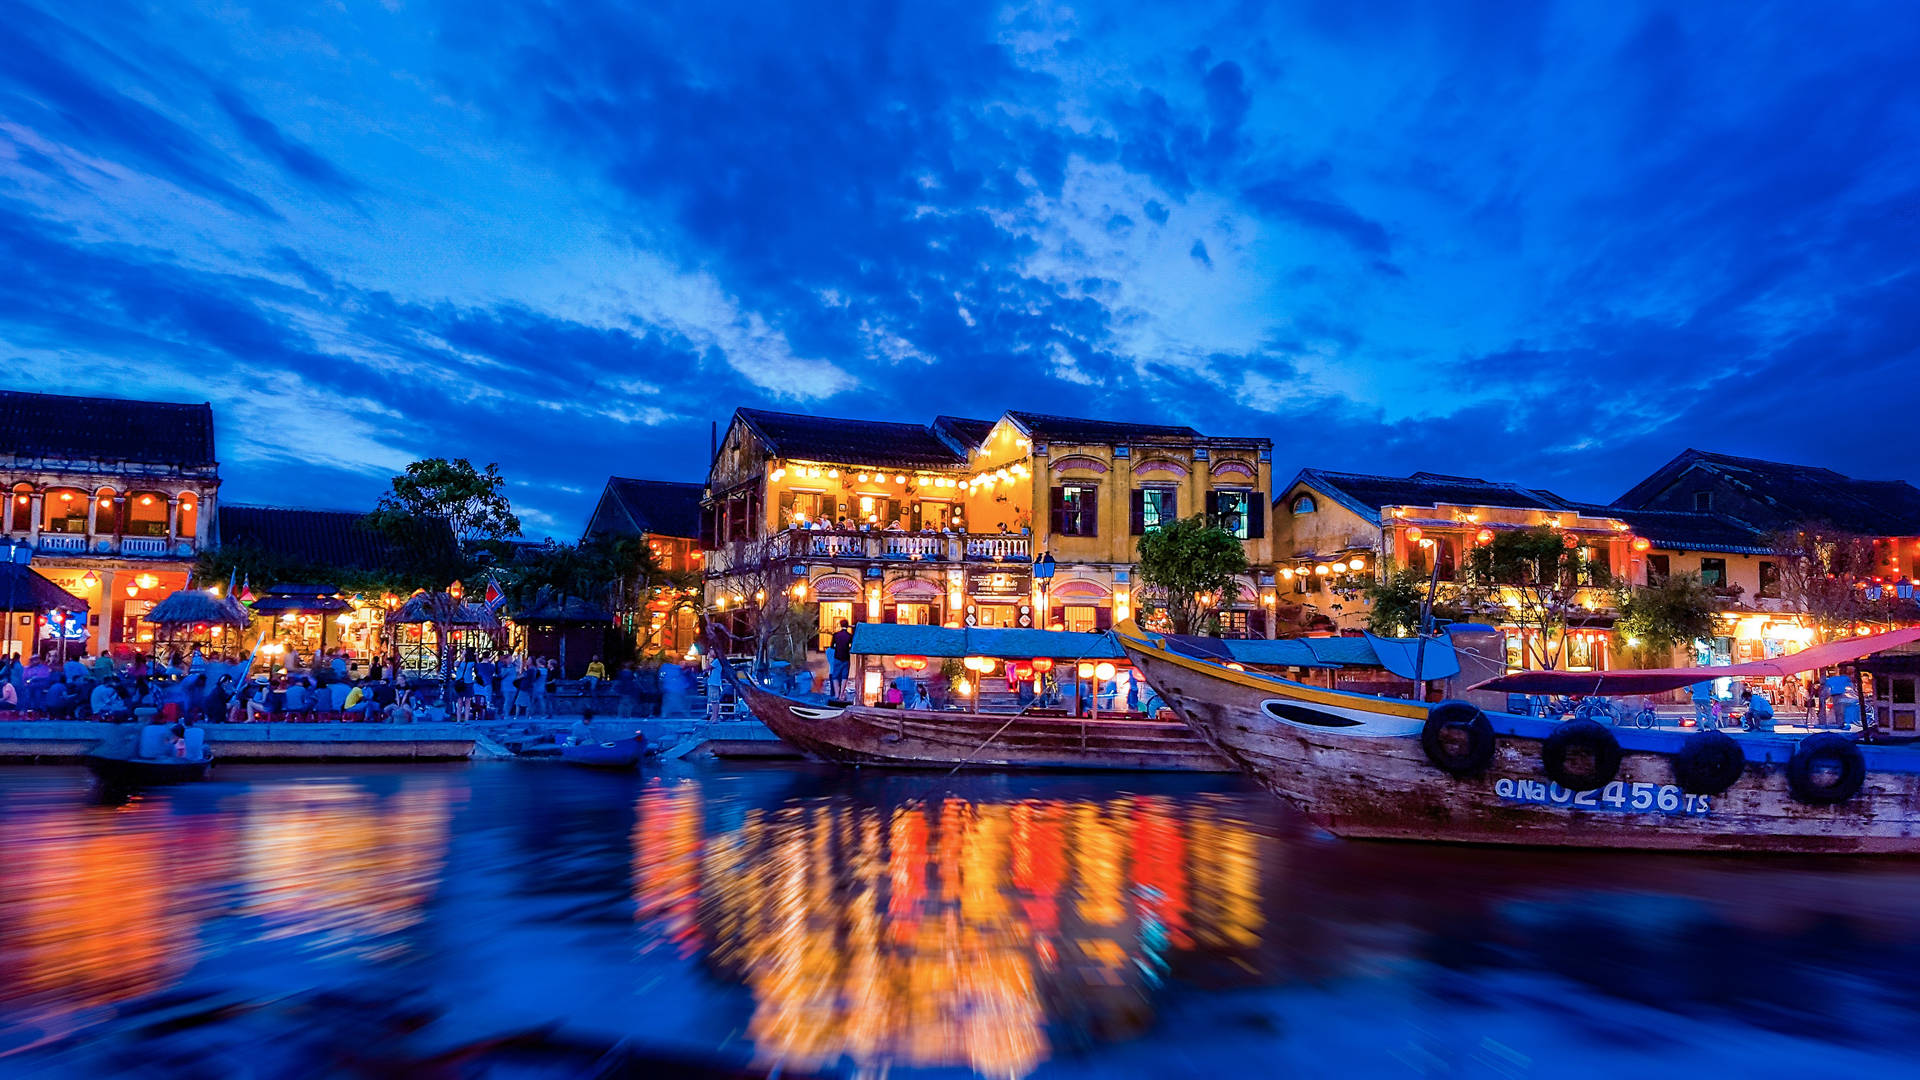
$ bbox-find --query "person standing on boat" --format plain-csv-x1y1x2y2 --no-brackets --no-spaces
828,620,853,700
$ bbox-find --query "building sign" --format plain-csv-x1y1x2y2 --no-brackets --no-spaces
967,570,1031,599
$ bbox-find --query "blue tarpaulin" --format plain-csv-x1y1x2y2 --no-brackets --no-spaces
1364,634,1462,680
849,624,1123,660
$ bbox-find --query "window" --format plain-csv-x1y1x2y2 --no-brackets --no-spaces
1693,491,1713,511
1758,560,1781,599
1130,488,1177,534
1208,489,1265,540
1646,554,1670,585
1291,494,1316,515
1051,485,1099,537
780,490,830,527
1699,557,1727,587
1218,611,1250,638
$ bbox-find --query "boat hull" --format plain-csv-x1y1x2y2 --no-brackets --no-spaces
738,680,1232,772
1120,630,1920,854
559,738,645,769
84,754,212,786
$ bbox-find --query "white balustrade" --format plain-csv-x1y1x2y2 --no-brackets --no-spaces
38,535,86,553
122,537,169,556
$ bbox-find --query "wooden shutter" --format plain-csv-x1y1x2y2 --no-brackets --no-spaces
1247,491,1265,539
1165,490,1177,524
1050,486,1067,536
699,505,716,549
1204,491,1220,524
888,499,903,527
778,490,794,527
1129,490,1146,536
1094,606,1113,630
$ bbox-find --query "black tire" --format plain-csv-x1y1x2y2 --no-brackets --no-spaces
1542,718,1623,792
1421,700,1495,776
1672,729,1746,795
1787,733,1866,806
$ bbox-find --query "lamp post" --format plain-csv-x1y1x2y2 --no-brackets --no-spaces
1032,550,1055,630
4,538,30,658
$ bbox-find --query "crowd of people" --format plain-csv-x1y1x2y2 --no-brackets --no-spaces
0,643,705,723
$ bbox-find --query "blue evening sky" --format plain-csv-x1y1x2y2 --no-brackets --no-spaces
6,1,1918,536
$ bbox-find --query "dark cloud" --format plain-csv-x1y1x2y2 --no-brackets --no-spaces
1240,179,1393,257
214,88,363,199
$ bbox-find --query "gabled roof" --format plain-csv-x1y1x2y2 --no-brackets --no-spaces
586,477,704,540
0,562,88,612
1004,411,1203,445
0,389,216,469
735,408,966,470
1615,449,1920,536
1288,468,1567,519
931,415,997,453
216,505,459,573
1559,502,1772,555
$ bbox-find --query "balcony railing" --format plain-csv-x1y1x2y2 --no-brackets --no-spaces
7,533,193,557
121,537,171,556
37,535,87,553
706,528,1034,573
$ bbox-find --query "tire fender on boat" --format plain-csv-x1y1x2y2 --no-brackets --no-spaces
1672,729,1746,795
1421,701,1495,776
1786,733,1866,806
1541,718,1623,792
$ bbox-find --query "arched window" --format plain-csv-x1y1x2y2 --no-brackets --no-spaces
1291,494,1317,515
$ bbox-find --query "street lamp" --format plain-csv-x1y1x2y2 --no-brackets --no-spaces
3,539,29,658
1032,550,1055,628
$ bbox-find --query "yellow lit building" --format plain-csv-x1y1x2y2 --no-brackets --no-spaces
702,408,1275,652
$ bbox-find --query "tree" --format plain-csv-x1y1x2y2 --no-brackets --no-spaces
1135,515,1249,635
1459,527,1609,669
1615,572,1719,666
1363,562,1427,637
368,458,521,547
1767,526,1897,640
711,531,811,674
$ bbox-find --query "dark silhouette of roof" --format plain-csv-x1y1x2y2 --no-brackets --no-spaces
1615,449,1920,536
1005,411,1202,444
931,415,997,453
1560,503,1772,554
511,588,614,624
585,477,704,540
0,389,215,469
736,408,966,469
0,562,89,612
216,505,458,573
1290,468,1565,517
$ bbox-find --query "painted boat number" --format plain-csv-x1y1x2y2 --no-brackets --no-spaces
1495,778,1711,816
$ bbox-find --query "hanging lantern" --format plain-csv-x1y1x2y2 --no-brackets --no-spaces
1405,526,1423,542
1076,662,1095,679
1348,556,1366,571
1632,537,1651,552
1094,662,1117,681
1031,657,1055,673
1476,528,1494,544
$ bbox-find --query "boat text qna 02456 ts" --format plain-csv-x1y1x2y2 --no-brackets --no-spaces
1118,623,1920,853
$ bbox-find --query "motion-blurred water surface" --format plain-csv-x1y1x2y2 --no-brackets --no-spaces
5,762,1920,1078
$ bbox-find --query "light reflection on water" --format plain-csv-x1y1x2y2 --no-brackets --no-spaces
7,764,1920,1077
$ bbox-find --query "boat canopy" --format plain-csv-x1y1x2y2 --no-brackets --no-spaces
1472,627,1920,695
1159,632,1460,675
849,624,1124,660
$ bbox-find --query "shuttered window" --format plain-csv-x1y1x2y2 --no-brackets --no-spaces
1051,485,1099,536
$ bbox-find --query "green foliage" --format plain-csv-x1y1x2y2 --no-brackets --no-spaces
368,458,521,544
1134,514,1249,635
1363,562,1427,637
1458,526,1610,669
1616,572,1719,664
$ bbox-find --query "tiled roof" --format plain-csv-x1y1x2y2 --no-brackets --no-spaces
931,415,997,452
1560,503,1772,554
1005,411,1202,444
589,477,704,539
216,505,458,573
1293,468,1565,517
737,408,966,470
1615,449,1920,536
0,389,215,468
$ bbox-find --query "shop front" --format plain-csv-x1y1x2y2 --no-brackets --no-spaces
812,573,863,649
965,568,1032,629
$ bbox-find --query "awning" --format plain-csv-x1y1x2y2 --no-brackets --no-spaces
1160,634,1385,669
0,563,89,613
1473,627,1920,695
1365,634,1462,680
849,624,1124,660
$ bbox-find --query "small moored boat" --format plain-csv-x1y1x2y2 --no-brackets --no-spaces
1119,623,1920,854
559,736,647,769
84,753,213,786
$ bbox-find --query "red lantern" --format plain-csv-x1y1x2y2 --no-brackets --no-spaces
1405,526,1423,542
1631,537,1650,552
895,655,927,671
1476,528,1494,544
1013,663,1034,680
1031,657,1055,673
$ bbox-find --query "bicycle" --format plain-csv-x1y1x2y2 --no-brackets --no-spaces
1573,697,1615,725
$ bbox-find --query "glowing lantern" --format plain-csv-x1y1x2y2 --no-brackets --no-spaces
956,677,973,697
1405,526,1422,542
1314,564,1330,576
1280,567,1294,579
1031,657,1055,673
1012,663,1034,680
1632,537,1651,552
1094,662,1116,681
1476,528,1494,544
1348,556,1366,571
896,655,927,671
1076,662,1095,679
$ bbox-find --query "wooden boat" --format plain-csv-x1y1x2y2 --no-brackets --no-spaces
83,753,213,786
1118,622,1920,853
559,736,647,769
736,680,1232,771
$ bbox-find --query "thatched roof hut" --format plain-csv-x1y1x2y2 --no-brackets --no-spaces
387,592,504,630
143,589,250,627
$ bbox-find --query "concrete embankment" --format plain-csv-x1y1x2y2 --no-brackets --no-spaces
0,721,476,762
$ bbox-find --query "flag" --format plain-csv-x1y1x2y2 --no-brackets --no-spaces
226,567,238,598
484,579,504,611
240,575,255,605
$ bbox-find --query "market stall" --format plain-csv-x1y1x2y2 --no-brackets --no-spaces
386,591,506,677
141,588,250,654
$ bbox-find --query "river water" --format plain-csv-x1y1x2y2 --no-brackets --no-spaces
5,762,1920,1078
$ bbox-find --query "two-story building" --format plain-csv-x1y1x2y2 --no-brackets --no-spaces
703,407,1275,653
582,476,706,656
1,390,219,656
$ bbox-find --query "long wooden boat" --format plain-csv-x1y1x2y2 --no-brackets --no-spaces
84,753,213,786
735,677,1232,772
1118,623,1920,853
